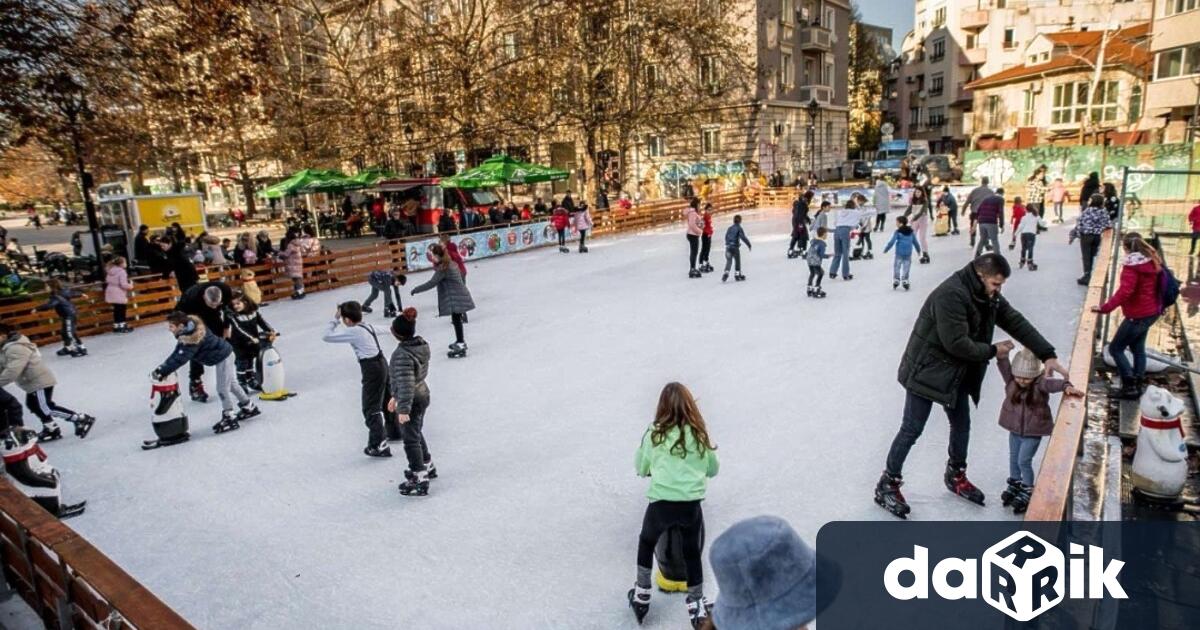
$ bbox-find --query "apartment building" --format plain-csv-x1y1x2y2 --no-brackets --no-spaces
886,0,1152,154
1145,0,1200,142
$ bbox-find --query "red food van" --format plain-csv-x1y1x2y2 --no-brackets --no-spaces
374,178,503,233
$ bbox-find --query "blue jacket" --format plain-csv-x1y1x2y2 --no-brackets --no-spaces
884,226,922,258
805,239,828,266
156,317,233,375
41,288,80,318
368,270,397,289
724,224,751,249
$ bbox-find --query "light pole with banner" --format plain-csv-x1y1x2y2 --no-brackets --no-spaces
807,98,820,180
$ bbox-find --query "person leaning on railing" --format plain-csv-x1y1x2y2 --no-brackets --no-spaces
1090,232,1164,399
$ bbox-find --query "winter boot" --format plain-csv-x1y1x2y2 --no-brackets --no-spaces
235,401,261,421
1000,477,1023,507
686,595,713,629
70,414,95,439
1011,484,1033,514
944,462,986,506
190,379,209,403
399,469,430,496
874,471,911,519
212,411,240,434
628,585,651,624
734,272,745,282
38,422,63,442
364,441,393,458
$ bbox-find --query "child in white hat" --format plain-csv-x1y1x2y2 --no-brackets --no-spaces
994,345,1082,513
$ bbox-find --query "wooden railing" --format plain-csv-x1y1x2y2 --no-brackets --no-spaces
1025,230,1114,521
0,480,193,629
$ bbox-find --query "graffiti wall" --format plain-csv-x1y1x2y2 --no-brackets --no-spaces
638,160,750,200
962,144,1200,200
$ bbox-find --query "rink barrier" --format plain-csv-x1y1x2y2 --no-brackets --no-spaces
1024,230,1114,521
0,190,756,346
0,480,194,629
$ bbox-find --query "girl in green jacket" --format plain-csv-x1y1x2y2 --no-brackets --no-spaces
628,382,719,628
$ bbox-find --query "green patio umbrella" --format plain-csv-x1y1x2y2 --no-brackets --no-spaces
297,170,353,194
262,169,341,198
440,154,568,189
344,168,399,190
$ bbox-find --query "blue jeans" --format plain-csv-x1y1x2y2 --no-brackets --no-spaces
1109,315,1157,381
1008,433,1042,486
830,226,852,277
893,255,912,281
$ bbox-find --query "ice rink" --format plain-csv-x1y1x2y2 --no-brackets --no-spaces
38,207,1086,629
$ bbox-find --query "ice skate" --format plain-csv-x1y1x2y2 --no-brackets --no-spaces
944,463,985,506
190,379,210,403
558,246,569,253
57,501,87,518
628,585,651,624
700,263,713,273
863,251,874,260
903,281,910,291
398,469,430,496
405,463,438,482
1019,259,1026,268
212,412,240,434
844,274,854,280
813,288,827,298
893,280,899,290
142,434,189,450
787,249,798,259
1011,484,1033,514
383,307,398,319
364,442,392,458
235,402,261,421
806,286,814,297
874,471,911,519
1028,262,1038,271
951,229,960,235
56,347,72,357
686,596,713,629
1008,242,1016,251
69,346,87,357
734,272,745,282
688,268,702,279
37,423,63,442
919,253,930,264
70,414,95,438
829,273,837,280
361,306,374,314
579,245,589,253
1000,478,1022,506
447,342,468,359
721,272,728,282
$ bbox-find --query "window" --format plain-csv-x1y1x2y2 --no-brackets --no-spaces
782,0,794,24
1129,83,1143,122
422,2,437,24
701,127,721,155
1155,44,1200,79
823,7,835,30
909,106,922,127
648,135,665,158
1166,0,1199,16
987,95,1002,128
1051,82,1088,124
1090,80,1120,122
501,32,518,61
823,57,833,86
1022,89,1035,126
644,64,662,93
1003,28,1016,49
995,0,1007,7
930,73,944,96
825,121,833,149
700,56,720,87
780,50,794,88
931,38,945,62
965,33,977,50
933,7,946,27
927,106,945,129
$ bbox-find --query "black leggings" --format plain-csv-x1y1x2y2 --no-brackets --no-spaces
857,230,872,251
875,213,887,231
699,235,711,265
358,354,390,448
637,500,704,588
112,304,127,325
579,229,588,249
788,230,808,253
452,313,465,343
401,385,432,471
25,387,77,425
687,235,699,270
807,265,824,287
557,228,566,247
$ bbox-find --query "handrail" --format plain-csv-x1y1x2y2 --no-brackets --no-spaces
1025,230,1114,521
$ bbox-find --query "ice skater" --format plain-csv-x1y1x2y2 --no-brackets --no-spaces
883,215,920,291
552,203,570,253
829,200,872,280
388,307,437,496
1016,205,1040,270
573,201,594,253
0,323,95,441
973,187,1005,258
994,345,1082,514
1007,196,1026,250
322,301,392,457
698,203,714,273
721,215,752,282
153,312,259,435
40,279,86,357
685,199,703,278
362,268,406,318
805,227,829,298
227,294,276,393
104,256,134,334
411,244,476,358
628,382,719,628
176,281,234,402
905,187,932,264
872,178,890,232
787,191,812,258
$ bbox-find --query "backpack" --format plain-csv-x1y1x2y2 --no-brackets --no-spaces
1158,266,1180,314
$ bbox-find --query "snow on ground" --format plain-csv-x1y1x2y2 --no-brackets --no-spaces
36,207,1085,629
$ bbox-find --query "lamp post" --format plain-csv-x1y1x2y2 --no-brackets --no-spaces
806,98,820,181
403,124,415,175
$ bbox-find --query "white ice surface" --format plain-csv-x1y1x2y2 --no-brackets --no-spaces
35,208,1085,629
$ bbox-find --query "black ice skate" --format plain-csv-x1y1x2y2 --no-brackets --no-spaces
688,268,702,279
383,307,398,319
190,379,210,403
628,586,651,624
863,251,874,260
903,281,910,291
721,272,728,282
57,501,87,518
1019,259,1026,268
235,402,261,421
874,471,911,519
69,346,87,357
700,263,714,273
579,245,589,253
919,253,930,264
734,272,745,282
56,347,72,357
212,412,240,434
686,596,713,629
37,423,63,442
893,281,899,290
70,414,95,438
1028,262,1038,271
398,469,430,496
1011,484,1033,514
1000,478,1022,506
364,442,392,458
361,306,374,314
787,250,799,259
813,288,827,298
1008,242,1016,251
558,246,570,253
447,342,468,359
944,463,985,506
405,462,438,481
806,286,814,297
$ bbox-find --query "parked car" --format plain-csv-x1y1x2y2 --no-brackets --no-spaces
850,160,871,179
916,154,963,183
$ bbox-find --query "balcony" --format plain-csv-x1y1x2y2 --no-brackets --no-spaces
960,9,988,31
797,84,833,107
961,47,987,65
953,85,974,107
799,25,832,52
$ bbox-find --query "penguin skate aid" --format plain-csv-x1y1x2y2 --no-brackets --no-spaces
876,253,1066,519
151,312,260,438
2,428,86,518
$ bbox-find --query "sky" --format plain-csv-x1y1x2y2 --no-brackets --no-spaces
858,0,913,53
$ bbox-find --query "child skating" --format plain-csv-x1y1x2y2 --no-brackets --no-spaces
362,268,406,318
0,323,96,441
388,307,437,496
994,345,1081,513
322,301,393,457
698,203,714,272
551,204,570,253
104,256,134,333
1016,207,1040,270
805,226,829,298
883,215,921,291
1008,196,1026,251
720,215,752,282
40,279,86,357
628,382,719,628
153,312,259,435
227,294,276,393
573,202,594,253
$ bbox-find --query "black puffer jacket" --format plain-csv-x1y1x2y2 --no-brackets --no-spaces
389,337,431,414
177,281,234,336
897,263,1056,408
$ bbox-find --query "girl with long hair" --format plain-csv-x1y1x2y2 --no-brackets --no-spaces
411,243,475,358
629,382,719,628
1092,232,1164,398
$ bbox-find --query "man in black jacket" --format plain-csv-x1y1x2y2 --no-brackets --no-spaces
875,253,1067,518
176,281,234,403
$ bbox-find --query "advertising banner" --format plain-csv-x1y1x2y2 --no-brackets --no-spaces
404,220,556,271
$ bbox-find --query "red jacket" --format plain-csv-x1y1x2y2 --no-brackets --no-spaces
701,212,714,237
551,208,570,230
1099,253,1161,319
1189,204,1200,232
1010,203,1026,232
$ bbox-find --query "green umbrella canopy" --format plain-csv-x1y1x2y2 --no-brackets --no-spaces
262,169,342,198
345,168,400,189
440,154,569,189
297,170,353,194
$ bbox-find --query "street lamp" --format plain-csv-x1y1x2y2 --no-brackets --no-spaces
403,124,415,175
807,98,820,180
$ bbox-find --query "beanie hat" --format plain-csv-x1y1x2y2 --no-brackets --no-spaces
392,307,418,339
710,515,839,630
1010,348,1043,380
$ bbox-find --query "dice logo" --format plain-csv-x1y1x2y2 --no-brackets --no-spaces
981,531,1064,621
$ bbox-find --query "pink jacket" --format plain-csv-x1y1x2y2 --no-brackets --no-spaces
573,209,593,231
685,208,703,236
104,265,132,305
284,236,319,279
